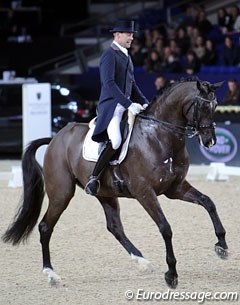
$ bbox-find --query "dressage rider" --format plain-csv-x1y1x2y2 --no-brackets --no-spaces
85,19,149,196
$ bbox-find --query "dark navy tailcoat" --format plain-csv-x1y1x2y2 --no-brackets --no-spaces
92,42,149,143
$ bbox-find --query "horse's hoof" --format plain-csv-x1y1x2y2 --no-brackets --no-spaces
43,267,61,286
131,254,155,273
165,271,178,289
215,245,228,260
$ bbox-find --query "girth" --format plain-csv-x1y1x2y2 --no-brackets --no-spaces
111,164,132,198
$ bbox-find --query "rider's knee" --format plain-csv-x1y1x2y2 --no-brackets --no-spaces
111,138,122,150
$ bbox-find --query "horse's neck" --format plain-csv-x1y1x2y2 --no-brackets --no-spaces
148,99,185,124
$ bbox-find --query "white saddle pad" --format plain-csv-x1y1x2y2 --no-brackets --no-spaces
83,112,135,165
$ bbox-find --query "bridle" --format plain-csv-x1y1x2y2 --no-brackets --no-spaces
138,91,217,139
185,93,217,135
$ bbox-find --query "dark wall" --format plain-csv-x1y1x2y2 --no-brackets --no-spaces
0,37,75,76
0,0,89,36
41,0,89,22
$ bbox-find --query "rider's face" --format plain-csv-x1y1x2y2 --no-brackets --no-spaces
114,32,134,49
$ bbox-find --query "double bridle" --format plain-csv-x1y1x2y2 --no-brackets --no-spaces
138,92,217,139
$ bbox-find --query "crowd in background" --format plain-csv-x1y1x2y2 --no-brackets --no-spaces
152,74,240,106
1,1,240,105
129,3,240,105
1,2,240,69
130,4,240,75
1,1,240,77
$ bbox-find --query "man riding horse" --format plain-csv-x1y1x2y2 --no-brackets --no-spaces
84,19,149,196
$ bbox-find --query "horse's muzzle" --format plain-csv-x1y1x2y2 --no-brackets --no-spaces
198,130,216,148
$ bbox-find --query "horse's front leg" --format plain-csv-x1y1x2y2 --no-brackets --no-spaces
135,191,178,289
166,180,228,259
97,196,155,273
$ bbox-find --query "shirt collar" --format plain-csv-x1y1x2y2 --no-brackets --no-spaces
113,41,128,57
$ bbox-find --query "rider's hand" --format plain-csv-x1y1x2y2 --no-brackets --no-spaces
143,103,149,110
128,103,144,115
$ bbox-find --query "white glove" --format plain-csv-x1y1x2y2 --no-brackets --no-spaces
128,103,144,115
143,103,149,109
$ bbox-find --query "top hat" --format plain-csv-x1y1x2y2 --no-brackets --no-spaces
109,19,137,33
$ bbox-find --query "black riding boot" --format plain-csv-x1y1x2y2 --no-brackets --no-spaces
85,141,116,196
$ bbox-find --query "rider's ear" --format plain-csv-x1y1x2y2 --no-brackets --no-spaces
196,80,208,94
210,81,225,91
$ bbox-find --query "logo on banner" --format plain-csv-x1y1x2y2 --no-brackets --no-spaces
200,127,238,162
37,92,42,100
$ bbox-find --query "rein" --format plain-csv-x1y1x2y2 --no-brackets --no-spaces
137,113,198,138
138,93,216,139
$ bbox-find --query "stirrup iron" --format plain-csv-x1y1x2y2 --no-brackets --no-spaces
85,176,100,196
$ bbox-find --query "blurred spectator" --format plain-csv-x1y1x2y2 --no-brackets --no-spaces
217,8,232,34
222,36,240,66
154,74,169,96
195,9,213,37
166,25,177,40
183,50,201,74
141,28,153,53
151,28,164,45
176,27,190,55
130,38,146,66
153,37,165,60
186,25,200,49
151,74,170,102
202,39,218,65
228,5,240,32
143,49,162,73
169,39,181,57
179,4,199,28
233,11,240,32
222,79,240,105
193,35,206,62
161,46,182,73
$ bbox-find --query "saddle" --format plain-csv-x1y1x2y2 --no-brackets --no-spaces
83,110,135,165
82,110,135,197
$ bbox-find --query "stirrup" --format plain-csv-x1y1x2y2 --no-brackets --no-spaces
84,176,100,196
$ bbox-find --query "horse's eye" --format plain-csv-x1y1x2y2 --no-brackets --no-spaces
208,92,215,100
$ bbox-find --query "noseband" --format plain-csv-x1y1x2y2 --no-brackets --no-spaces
138,92,217,139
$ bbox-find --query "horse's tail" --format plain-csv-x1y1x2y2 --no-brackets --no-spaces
2,137,52,245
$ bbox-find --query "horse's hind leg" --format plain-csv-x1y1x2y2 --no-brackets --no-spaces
39,172,76,285
166,180,228,259
97,196,155,272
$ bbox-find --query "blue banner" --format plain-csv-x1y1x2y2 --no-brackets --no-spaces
186,123,240,166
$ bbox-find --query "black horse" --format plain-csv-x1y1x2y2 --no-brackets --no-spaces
2,77,228,288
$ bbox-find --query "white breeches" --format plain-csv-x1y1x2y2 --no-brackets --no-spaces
107,103,126,150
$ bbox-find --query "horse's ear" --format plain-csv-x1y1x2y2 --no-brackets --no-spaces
196,80,207,93
209,81,225,91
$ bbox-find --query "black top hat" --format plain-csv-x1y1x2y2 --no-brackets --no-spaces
109,19,137,33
